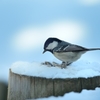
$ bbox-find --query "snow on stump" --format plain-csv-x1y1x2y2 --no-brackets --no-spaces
7,61,100,100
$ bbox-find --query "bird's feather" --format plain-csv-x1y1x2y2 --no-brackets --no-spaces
54,41,88,52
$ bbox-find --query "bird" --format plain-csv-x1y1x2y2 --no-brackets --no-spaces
43,37,100,68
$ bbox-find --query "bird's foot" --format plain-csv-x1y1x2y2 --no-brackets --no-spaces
61,62,72,69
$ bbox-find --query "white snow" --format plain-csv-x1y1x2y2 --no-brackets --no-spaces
11,60,100,79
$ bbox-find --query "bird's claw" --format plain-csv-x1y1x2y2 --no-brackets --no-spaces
61,62,72,68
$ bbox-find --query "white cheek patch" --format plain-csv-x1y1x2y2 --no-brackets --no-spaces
46,41,58,49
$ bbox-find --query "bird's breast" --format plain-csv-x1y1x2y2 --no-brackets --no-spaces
53,51,85,63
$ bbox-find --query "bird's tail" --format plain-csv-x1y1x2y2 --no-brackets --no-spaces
88,48,100,51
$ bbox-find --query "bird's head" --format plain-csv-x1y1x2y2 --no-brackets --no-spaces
43,37,61,53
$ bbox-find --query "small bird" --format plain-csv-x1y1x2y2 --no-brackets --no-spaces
43,37,100,68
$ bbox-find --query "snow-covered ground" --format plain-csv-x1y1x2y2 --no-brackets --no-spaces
11,60,100,79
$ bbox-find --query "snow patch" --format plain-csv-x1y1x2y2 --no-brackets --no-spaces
11,60,100,79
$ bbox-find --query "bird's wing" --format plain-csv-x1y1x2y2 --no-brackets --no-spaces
54,42,88,52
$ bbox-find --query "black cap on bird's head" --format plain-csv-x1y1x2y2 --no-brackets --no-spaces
43,37,61,53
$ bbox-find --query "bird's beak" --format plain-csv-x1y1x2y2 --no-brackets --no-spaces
43,50,46,54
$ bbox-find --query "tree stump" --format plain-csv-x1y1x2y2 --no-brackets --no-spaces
7,69,100,100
